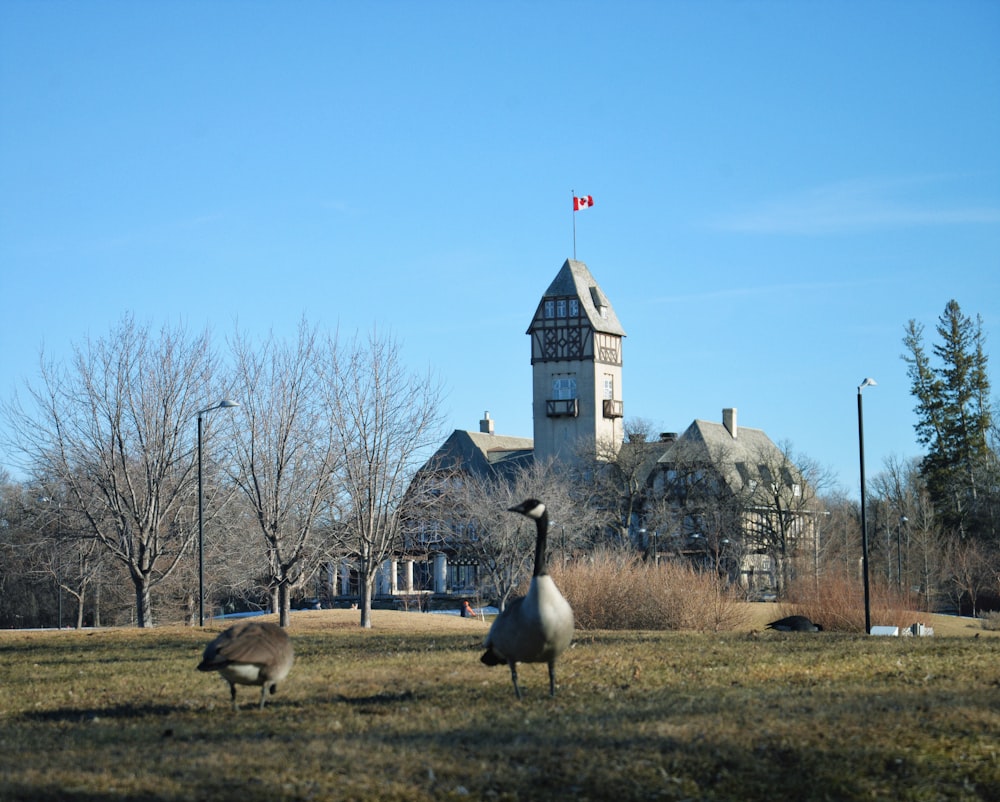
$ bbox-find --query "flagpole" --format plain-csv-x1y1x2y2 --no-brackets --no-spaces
571,190,576,260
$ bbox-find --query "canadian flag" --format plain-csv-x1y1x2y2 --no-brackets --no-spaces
573,195,594,211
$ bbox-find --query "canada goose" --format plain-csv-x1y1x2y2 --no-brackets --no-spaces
481,498,574,699
766,615,823,632
197,620,294,710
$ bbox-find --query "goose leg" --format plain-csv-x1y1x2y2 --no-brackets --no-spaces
508,661,523,700
548,660,557,697
258,685,268,710
229,683,239,712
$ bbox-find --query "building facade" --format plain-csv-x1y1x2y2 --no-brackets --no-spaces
368,259,815,604
528,259,626,463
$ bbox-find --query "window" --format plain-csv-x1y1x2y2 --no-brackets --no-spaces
556,299,567,317
603,374,614,400
552,376,577,400
569,299,579,316
544,300,555,318
448,564,478,591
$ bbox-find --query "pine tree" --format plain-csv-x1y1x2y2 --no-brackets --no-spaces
902,300,994,539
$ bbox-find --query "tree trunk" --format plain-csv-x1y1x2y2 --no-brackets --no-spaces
278,582,291,627
360,572,374,629
134,576,153,628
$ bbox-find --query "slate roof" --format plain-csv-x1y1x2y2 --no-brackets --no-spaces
656,419,800,500
420,429,534,482
529,259,626,337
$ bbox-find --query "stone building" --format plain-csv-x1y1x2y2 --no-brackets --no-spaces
356,258,815,602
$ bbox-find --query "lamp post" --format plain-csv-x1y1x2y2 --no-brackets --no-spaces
857,378,876,634
898,515,908,591
197,399,239,627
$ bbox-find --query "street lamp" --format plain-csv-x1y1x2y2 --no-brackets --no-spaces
857,378,876,634
197,399,239,627
897,515,908,591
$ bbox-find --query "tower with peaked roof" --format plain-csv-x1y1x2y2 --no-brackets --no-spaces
527,259,626,463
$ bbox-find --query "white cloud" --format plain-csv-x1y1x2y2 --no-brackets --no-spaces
714,176,1000,235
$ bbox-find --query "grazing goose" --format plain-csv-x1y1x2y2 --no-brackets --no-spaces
481,498,575,699
197,620,294,710
766,615,823,632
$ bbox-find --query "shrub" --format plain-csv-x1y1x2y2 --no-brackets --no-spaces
553,550,751,632
783,572,924,633
978,610,1000,631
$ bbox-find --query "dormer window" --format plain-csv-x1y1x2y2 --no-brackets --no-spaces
589,286,609,319
569,299,579,316
556,299,567,317
544,300,555,318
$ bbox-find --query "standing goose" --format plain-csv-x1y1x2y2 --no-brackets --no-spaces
481,498,574,699
197,620,294,710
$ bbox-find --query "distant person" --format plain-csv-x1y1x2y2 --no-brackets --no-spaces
461,600,475,618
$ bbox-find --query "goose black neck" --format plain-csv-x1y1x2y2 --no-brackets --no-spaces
532,508,549,577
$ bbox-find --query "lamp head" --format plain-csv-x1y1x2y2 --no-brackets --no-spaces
858,377,877,391
196,399,241,419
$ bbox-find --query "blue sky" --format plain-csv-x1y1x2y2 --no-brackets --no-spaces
2,1,998,496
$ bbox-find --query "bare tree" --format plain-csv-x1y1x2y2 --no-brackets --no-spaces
869,455,954,610
745,441,832,595
585,417,665,546
227,322,342,627
444,459,580,611
646,437,747,581
908,491,947,611
0,474,58,628
942,534,995,617
32,493,107,628
324,329,445,629
3,315,216,627
813,490,861,580
650,430,828,597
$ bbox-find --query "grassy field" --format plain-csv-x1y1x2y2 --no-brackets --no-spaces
1,608,998,801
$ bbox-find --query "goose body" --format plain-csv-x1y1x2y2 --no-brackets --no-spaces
482,498,574,698
197,620,294,710
766,615,823,632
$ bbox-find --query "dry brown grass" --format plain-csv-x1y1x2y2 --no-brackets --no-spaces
2,609,998,801
780,573,931,633
554,552,752,632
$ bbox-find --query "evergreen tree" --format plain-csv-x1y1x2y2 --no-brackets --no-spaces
902,300,994,540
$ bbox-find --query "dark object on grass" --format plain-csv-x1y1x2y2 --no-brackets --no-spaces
481,498,575,699
767,615,823,632
197,620,294,710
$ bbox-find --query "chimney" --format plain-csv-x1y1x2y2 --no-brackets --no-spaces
723,408,737,439
479,411,494,435
659,432,677,443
